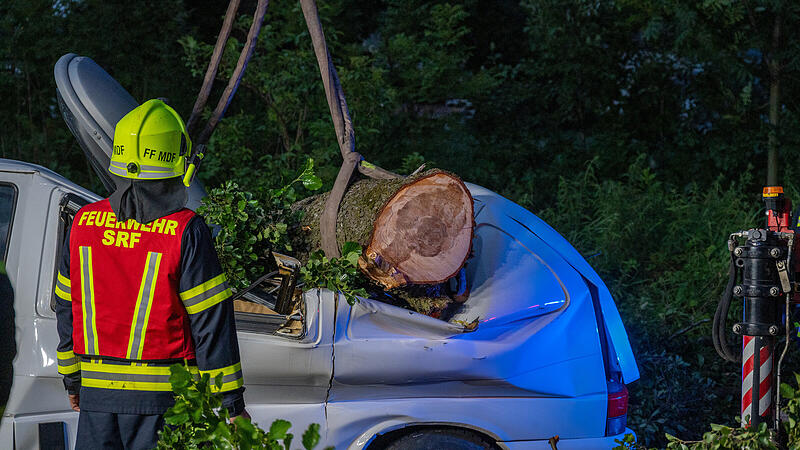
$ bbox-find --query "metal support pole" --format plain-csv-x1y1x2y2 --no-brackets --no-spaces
742,336,774,427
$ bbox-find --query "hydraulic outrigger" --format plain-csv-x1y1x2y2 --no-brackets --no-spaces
714,186,798,437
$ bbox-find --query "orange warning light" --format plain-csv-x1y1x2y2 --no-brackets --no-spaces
763,186,784,198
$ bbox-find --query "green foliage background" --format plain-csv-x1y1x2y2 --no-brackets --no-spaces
615,374,800,448
5,0,800,446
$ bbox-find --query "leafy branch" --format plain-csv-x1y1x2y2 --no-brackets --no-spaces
157,363,331,449
300,242,368,305
198,158,322,290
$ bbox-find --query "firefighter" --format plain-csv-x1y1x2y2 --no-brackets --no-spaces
54,99,246,449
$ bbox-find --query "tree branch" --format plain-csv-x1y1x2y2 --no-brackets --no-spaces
667,318,710,341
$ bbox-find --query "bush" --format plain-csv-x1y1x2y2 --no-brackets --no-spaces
537,157,762,446
300,242,368,305
198,159,322,289
614,374,800,449
157,363,332,450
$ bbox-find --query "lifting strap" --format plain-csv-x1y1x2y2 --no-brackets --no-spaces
196,0,269,147
299,0,401,258
183,0,269,187
186,0,242,137
189,0,401,258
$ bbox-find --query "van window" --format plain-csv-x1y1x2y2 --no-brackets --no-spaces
0,184,18,262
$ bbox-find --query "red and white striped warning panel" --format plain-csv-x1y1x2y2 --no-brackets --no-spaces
741,335,773,425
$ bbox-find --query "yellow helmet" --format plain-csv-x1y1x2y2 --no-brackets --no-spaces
109,99,191,180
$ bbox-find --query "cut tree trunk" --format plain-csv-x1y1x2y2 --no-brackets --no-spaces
291,168,474,290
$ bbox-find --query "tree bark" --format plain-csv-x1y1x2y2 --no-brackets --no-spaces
291,168,474,290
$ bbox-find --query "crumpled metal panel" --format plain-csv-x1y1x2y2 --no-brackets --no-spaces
448,201,568,326
328,183,611,442
331,283,604,396
463,182,640,384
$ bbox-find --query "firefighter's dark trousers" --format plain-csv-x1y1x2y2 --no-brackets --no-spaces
76,410,164,450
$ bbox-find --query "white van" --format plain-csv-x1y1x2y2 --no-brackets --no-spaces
0,54,639,449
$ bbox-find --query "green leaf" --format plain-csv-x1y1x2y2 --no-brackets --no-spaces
301,174,323,191
303,157,314,173
268,419,292,440
302,423,321,450
781,382,795,399
210,420,233,446
169,363,193,390
190,405,203,422
342,241,361,256
165,411,189,425
170,401,186,413
283,433,294,450
235,416,258,437
344,252,360,267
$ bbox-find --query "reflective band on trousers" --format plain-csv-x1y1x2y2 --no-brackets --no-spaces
126,252,162,359
79,246,99,354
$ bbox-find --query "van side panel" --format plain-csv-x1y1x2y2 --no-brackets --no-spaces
464,182,640,384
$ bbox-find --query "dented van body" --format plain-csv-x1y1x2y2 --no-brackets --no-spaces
0,53,639,449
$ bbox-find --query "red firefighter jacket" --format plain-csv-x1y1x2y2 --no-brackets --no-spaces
69,201,196,360
54,199,244,415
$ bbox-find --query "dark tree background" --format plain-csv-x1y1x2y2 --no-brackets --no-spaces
4,0,800,446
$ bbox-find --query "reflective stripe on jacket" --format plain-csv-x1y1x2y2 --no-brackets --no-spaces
69,199,198,361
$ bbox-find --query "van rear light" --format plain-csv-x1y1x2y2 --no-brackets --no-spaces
606,381,628,436
608,384,628,418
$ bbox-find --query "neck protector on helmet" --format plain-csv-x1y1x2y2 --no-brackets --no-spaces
108,175,188,224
